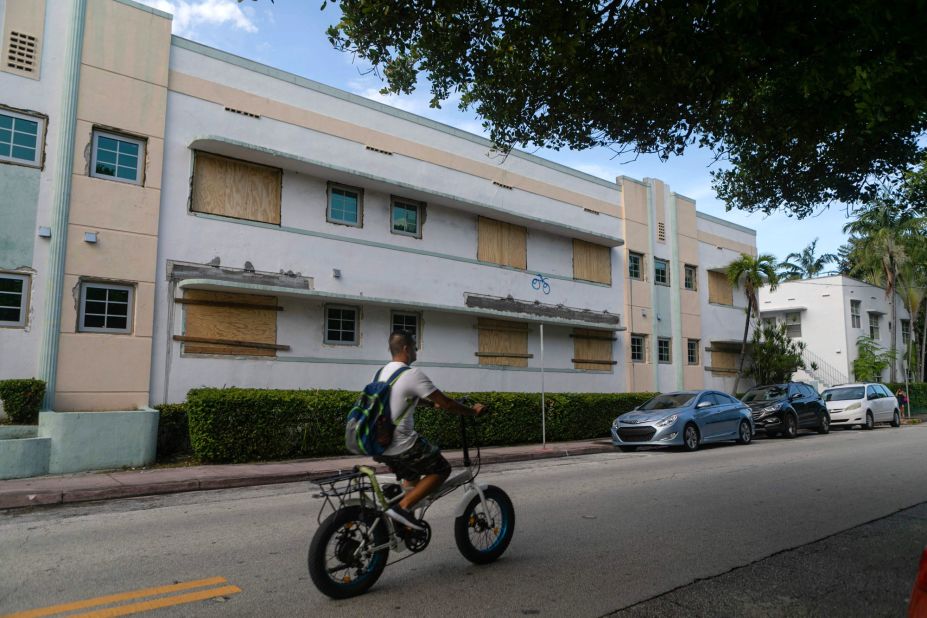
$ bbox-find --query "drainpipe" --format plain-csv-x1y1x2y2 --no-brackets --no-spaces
37,0,87,410
667,190,684,390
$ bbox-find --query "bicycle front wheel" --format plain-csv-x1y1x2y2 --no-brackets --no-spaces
308,506,389,599
454,485,515,564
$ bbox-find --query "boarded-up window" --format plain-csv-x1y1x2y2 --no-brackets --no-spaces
191,152,282,225
573,240,611,285
477,217,527,269
476,318,531,367
572,328,616,370
181,290,279,357
709,350,738,372
708,271,734,306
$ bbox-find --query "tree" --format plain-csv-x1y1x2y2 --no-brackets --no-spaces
747,321,813,386
325,1,927,217
726,254,779,394
853,337,895,383
777,238,837,281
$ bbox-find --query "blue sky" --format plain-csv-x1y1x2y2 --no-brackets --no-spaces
139,0,855,260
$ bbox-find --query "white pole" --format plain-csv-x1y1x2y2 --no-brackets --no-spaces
540,323,546,449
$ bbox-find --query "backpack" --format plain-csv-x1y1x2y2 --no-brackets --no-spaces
344,366,412,456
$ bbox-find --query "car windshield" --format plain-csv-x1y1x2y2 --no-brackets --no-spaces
823,387,865,401
742,385,787,403
639,394,695,410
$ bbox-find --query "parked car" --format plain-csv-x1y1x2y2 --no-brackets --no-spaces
910,545,927,618
740,382,830,438
821,383,902,430
611,390,754,452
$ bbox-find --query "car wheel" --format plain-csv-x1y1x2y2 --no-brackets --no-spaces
682,424,700,452
863,411,874,430
736,420,752,445
618,445,638,452
891,410,901,428
783,414,798,439
817,413,830,434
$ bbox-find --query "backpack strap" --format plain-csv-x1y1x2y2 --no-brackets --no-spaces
386,366,414,422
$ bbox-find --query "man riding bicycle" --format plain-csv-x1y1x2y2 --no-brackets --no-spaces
375,331,485,530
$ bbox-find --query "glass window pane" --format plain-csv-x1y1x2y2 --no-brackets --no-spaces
97,136,118,151
0,128,12,144
14,118,38,134
118,153,138,168
83,314,105,328
108,289,129,303
107,302,129,317
106,316,127,330
11,145,35,160
0,307,21,322
0,278,23,293
96,162,116,176
0,291,22,307
84,301,107,315
12,131,36,148
85,287,107,301
116,166,138,181
0,115,12,129
120,141,139,157
95,148,116,164
0,143,9,157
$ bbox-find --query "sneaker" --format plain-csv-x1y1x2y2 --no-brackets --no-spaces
385,506,424,531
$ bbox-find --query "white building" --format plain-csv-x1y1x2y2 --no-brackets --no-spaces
758,275,911,387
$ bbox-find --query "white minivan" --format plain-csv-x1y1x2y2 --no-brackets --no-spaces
821,383,902,430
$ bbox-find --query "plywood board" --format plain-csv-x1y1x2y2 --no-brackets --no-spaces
573,328,614,370
191,152,282,225
477,217,527,269
708,271,734,306
183,289,277,356
477,317,530,367
710,350,738,370
573,240,612,285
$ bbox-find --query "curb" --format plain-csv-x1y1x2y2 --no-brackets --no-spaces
0,444,616,510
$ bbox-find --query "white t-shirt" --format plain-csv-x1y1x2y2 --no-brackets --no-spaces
377,361,437,456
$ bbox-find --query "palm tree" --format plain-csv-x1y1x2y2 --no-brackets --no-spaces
726,253,780,394
777,238,837,280
843,200,925,382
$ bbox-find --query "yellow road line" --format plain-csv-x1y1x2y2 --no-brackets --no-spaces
2,577,229,618
67,585,242,618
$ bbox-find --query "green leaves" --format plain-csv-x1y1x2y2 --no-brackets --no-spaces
0,379,45,425
747,322,808,386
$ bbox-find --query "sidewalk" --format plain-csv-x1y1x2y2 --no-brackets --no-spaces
0,438,616,510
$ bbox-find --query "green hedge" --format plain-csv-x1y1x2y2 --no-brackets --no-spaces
886,382,927,415
0,379,46,425
155,403,191,461
186,388,657,464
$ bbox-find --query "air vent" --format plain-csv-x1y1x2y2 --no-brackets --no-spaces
224,106,259,119
6,31,37,73
492,180,514,190
657,221,666,242
365,145,393,155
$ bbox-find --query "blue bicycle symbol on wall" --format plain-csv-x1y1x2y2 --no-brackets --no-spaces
531,274,551,295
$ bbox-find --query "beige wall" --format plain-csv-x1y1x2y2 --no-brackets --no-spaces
1,0,45,80
55,0,171,410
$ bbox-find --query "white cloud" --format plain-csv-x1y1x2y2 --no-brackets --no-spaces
137,0,257,37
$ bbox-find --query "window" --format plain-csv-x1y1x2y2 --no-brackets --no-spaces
658,337,671,363
79,283,133,333
708,270,734,305
572,328,615,371
91,130,145,184
0,273,29,327
630,334,646,362
327,184,363,227
573,240,612,284
851,300,861,328
867,385,881,399
391,311,420,344
391,198,422,237
717,393,739,405
628,252,643,280
878,384,893,398
191,152,282,224
180,290,279,357
654,259,669,286
869,313,880,340
687,339,699,365
477,318,531,367
0,109,43,167
684,265,697,290
325,305,359,344
800,384,817,398
784,312,802,338
477,217,527,269
902,319,911,345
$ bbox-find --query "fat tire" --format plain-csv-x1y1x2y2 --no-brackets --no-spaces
454,485,515,565
308,506,389,599
736,420,752,445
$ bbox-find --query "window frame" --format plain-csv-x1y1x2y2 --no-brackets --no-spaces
390,310,421,347
784,311,802,338
868,313,880,340
628,252,643,280
324,304,360,345
90,129,146,185
654,258,669,286
684,264,697,290
687,338,699,365
326,182,364,228
851,300,861,329
0,272,30,328
657,337,672,363
78,282,134,334
630,334,646,362
901,319,911,345
0,108,45,168
390,197,424,238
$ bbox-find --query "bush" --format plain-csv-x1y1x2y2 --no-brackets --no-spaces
0,379,46,425
886,382,927,415
186,388,658,464
155,403,192,461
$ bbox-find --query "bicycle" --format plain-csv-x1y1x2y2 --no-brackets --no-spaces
531,273,551,294
307,407,515,599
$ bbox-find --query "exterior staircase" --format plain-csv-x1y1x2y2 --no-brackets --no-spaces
796,348,850,389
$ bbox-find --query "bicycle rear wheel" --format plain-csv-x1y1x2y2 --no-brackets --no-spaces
454,485,515,564
308,506,389,599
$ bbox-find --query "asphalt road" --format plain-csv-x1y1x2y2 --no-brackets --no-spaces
1,424,925,617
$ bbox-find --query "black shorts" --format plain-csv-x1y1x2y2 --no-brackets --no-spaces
375,436,451,483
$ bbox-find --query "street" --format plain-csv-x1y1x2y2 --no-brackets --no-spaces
2,424,925,617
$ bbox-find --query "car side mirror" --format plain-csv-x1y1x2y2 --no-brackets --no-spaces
696,401,712,409
790,392,802,400
867,393,876,400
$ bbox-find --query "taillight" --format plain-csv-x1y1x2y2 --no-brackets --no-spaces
917,547,927,592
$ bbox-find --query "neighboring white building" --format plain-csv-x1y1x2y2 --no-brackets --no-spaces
758,275,911,387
